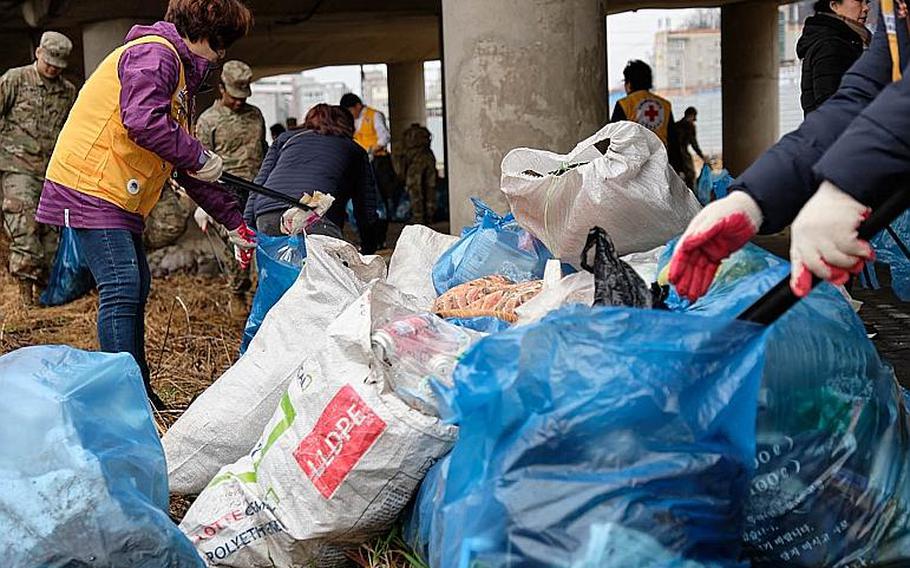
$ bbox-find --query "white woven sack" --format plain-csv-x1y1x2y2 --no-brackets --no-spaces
387,225,458,310
163,236,386,495
501,121,701,265
180,283,457,567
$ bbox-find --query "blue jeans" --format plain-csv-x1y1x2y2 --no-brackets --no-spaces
74,228,151,383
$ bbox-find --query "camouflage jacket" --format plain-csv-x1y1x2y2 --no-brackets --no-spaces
0,64,76,176
196,100,267,181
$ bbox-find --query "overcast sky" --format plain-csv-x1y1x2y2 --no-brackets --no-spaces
297,9,706,94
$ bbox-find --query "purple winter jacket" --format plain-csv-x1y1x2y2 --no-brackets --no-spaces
37,21,243,234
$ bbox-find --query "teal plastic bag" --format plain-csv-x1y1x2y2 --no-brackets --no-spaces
40,227,94,306
240,234,307,354
407,305,765,568
0,346,203,567
695,165,734,205
432,198,554,294
658,243,910,566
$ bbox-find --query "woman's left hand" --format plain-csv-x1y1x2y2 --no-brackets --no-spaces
228,222,257,269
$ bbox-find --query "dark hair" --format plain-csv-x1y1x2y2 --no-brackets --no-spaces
813,0,836,13
339,93,363,109
270,123,286,138
623,60,653,91
304,103,355,138
684,106,697,117
165,0,254,52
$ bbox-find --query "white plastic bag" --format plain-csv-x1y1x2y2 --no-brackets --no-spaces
180,284,457,567
621,245,667,284
515,261,595,325
163,236,386,495
501,121,701,264
387,225,458,309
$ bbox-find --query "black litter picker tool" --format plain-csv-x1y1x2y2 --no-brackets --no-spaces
737,184,910,325
219,172,316,212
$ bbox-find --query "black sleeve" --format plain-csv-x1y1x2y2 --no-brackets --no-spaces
351,150,380,253
809,39,857,109
610,102,626,123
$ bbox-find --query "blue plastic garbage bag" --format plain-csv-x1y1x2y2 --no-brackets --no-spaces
407,304,766,568
869,210,910,300
695,165,734,206
444,316,512,334
0,346,203,568
432,198,554,294
40,227,94,306
240,234,307,353
657,242,910,566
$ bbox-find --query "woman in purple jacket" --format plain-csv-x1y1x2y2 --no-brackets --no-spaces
38,0,255,410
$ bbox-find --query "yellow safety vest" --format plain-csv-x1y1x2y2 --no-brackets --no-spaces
46,35,189,217
618,90,673,145
354,106,387,156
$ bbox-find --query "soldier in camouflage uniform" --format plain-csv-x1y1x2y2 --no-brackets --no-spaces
195,60,266,295
0,31,76,304
395,123,438,225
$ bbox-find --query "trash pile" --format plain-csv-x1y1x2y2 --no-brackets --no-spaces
7,121,910,568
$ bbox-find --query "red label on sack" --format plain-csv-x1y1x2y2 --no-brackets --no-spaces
293,385,387,499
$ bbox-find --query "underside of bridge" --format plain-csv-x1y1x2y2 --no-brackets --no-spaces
0,0,784,230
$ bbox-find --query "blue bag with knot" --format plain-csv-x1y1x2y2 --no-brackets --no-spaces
406,303,766,568
868,210,910,301
432,198,554,294
695,165,734,206
240,234,307,354
0,346,203,567
40,227,94,306
657,242,910,567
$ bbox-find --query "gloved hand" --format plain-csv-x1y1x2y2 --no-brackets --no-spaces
189,150,223,183
789,181,873,297
280,192,336,235
193,207,213,233
228,222,257,270
668,191,763,301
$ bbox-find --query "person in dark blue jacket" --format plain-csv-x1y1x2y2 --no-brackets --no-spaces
669,5,910,300
244,103,381,253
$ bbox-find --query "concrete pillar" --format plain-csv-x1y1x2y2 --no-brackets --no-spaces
721,1,779,176
442,0,607,232
82,19,134,77
387,61,427,151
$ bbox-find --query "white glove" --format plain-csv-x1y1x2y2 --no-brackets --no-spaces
193,207,213,233
668,191,763,301
280,192,336,236
189,151,223,183
227,222,258,250
789,181,873,297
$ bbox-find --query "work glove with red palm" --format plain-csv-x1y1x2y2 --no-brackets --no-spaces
789,181,874,297
228,222,257,270
669,191,763,301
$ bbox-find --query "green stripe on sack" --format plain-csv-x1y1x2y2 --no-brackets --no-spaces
253,392,297,470
207,470,258,488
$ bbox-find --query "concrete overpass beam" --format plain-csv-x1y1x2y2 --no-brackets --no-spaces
441,0,607,231
387,61,427,151
721,1,779,176
83,19,134,77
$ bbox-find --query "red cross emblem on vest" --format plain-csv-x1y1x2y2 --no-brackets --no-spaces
635,99,665,131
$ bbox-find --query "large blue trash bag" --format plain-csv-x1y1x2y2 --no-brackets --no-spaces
869,210,910,301
407,304,766,568
657,242,910,566
0,346,203,567
240,234,307,353
40,226,94,306
432,198,554,294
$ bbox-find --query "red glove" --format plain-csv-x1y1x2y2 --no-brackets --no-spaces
228,222,257,270
669,191,763,301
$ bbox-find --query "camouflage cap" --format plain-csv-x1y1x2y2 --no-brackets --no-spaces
39,31,72,69
221,60,253,99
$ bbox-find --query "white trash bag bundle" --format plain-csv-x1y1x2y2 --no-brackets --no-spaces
386,224,458,310
180,283,457,567
164,236,387,495
500,121,701,264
